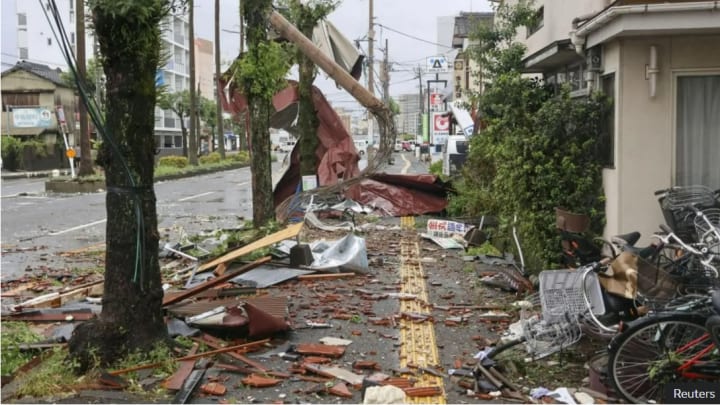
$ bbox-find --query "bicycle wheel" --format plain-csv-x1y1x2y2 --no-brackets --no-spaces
608,313,718,403
707,315,720,351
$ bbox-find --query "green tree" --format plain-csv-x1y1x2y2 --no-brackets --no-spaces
453,0,608,269
199,96,218,151
236,0,291,227
67,0,178,370
157,90,191,157
282,0,337,176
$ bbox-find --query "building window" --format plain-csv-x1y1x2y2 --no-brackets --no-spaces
71,32,75,44
600,73,615,168
164,136,173,148
676,75,720,188
47,37,53,46
526,6,544,38
174,136,183,148
19,47,28,59
2,93,40,111
18,13,27,26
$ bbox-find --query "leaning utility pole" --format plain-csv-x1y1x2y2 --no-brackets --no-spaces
188,0,198,165
214,0,225,158
76,0,93,176
417,65,424,141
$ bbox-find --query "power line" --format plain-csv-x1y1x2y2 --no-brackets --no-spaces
375,23,453,49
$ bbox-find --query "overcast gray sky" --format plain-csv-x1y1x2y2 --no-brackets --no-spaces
196,0,493,111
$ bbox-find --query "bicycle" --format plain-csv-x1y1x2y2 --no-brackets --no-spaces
606,289,720,403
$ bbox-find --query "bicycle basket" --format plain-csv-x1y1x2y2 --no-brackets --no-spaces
538,269,606,322
519,293,583,359
694,208,720,254
660,185,716,210
555,208,591,233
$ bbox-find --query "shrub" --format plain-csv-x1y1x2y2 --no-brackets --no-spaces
158,155,188,168
428,160,443,177
230,150,250,164
1,136,23,171
199,152,221,165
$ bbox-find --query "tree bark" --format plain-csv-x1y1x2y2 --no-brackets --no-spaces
68,0,168,371
243,0,275,227
296,4,319,177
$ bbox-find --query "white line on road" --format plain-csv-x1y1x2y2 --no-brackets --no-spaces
237,182,249,186
400,153,412,174
49,219,107,236
178,191,215,202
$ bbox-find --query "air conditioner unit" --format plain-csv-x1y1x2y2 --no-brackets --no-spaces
587,47,602,72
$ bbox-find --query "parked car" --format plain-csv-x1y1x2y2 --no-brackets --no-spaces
394,139,403,152
401,141,415,152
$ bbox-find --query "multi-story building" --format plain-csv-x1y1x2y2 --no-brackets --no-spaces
1,1,194,158
505,0,720,242
394,93,422,137
153,11,191,155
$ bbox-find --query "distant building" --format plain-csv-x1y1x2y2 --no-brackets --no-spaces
1,61,77,170
334,107,352,133
154,11,191,156
394,93,422,136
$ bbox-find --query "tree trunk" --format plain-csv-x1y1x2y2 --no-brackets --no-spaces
68,1,168,371
188,0,198,165
296,6,319,177
76,0,94,177
243,0,275,227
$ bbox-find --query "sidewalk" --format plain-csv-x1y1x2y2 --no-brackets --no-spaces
1,169,61,180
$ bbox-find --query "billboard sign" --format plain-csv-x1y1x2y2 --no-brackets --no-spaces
426,56,449,73
12,107,53,128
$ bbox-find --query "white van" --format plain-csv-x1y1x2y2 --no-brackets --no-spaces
442,135,469,177
354,139,368,156
280,140,296,153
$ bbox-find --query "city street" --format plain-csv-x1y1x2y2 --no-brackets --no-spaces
0,152,426,280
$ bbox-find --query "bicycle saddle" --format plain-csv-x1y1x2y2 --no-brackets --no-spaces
611,232,641,246
619,243,660,260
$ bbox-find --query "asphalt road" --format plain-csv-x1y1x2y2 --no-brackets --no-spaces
0,151,432,280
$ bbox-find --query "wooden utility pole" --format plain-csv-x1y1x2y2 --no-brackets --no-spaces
367,0,374,97
382,39,389,105
214,0,225,158
188,0,198,165
76,0,93,176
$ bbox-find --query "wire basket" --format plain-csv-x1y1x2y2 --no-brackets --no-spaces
660,186,719,242
538,269,606,322
660,186,717,210
517,269,606,359
694,208,720,254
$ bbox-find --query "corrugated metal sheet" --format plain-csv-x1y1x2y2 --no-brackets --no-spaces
231,265,314,288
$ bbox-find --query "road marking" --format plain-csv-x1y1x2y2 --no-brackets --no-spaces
179,191,215,201
400,152,412,174
49,219,107,236
237,182,249,186
398,216,446,404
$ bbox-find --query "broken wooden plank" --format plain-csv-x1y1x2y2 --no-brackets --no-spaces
241,374,280,387
162,256,270,307
212,263,228,277
163,343,199,391
12,279,104,311
403,386,443,397
108,338,269,376
2,311,97,322
198,222,304,272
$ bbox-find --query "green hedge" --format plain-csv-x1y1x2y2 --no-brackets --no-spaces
158,155,188,168
199,152,221,165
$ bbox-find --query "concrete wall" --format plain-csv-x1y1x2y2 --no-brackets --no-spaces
506,0,612,56
603,34,720,242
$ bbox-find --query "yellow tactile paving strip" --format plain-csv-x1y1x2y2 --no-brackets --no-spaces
398,216,446,404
